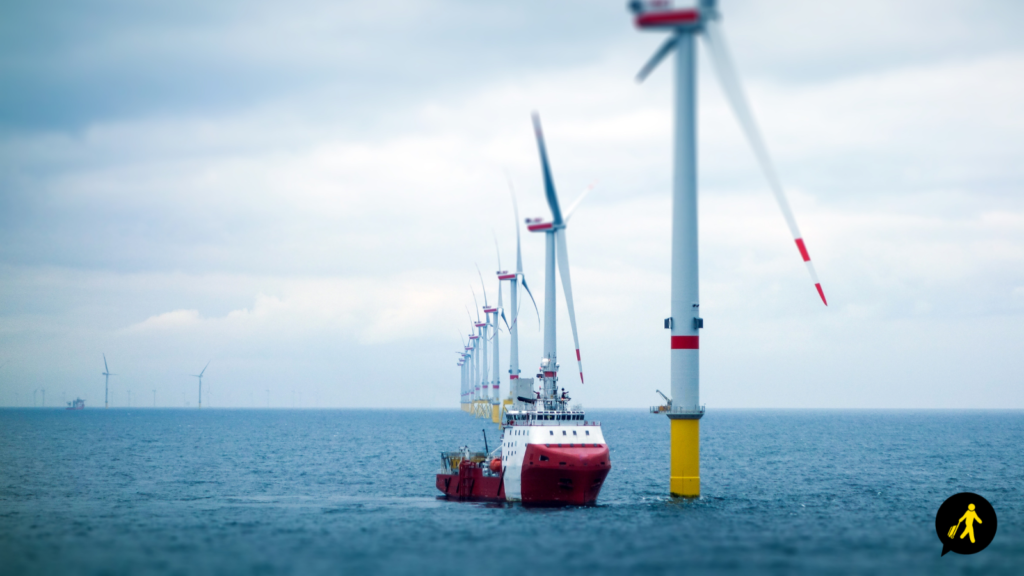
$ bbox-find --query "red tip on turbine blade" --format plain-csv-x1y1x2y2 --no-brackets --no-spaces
575,349,581,361
815,283,828,306
580,373,584,384
795,238,811,262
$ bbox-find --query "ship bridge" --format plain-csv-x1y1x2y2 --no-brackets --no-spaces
504,410,597,427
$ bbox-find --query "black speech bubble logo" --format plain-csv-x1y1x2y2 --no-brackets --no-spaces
935,492,997,557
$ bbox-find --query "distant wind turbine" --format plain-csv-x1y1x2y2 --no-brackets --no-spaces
102,354,116,409
192,361,210,409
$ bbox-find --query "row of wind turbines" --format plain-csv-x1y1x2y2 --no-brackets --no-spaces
99,354,210,408
455,0,829,498
458,113,590,423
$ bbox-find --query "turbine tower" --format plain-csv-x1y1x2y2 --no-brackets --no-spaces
525,113,586,408
101,354,116,409
630,0,827,497
192,361,210,409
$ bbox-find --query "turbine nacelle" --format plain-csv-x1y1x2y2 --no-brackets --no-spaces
482,307,498,314
525,218,554,232
629,0,704,30
630,1,704,29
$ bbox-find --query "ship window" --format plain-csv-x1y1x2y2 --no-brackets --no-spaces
549,430,553,436
562,431,566,436
586,431,590,436
573,431,577,435
540,454,549,461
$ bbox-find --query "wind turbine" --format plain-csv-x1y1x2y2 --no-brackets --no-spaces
484,257,502,410
629,0,827,497
525,113,586,408
472,286,488,410
192,361,210,409
498,180,542,409
102,354,116,409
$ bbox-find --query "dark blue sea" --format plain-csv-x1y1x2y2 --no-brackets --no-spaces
1,409,1021,575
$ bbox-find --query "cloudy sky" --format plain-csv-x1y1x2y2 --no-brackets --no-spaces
2,0,1023,409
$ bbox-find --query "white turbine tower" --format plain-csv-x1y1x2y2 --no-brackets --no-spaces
630,0,828,497
192,361,210,409
525,113,586,407
101,354,116,409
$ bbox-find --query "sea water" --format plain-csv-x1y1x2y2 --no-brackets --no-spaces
1,409,1021,575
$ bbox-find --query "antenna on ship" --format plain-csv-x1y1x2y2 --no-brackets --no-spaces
630,0,827,497
191,361,210,409
101,354,116,409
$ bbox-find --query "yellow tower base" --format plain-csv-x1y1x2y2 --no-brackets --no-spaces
669,417,700,497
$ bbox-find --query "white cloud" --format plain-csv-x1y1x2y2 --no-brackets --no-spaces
3,0,1024,408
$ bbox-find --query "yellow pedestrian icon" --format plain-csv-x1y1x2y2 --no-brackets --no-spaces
948,503,983,544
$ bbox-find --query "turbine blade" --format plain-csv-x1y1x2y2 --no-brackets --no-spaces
200,360,210,377
103,353,109,373
555,228,583,384
531,113,564,225
702,20,827,305
564,182,595,223
519,275,541,330
476,264,488,308
500,309,511,331
506,176,524,275
471,288,480,321
636,33,680,83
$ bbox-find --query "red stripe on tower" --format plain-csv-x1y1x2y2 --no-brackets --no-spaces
795,238,811,262
671,336,699,349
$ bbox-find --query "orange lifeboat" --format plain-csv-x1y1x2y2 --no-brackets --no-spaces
489,458,501,473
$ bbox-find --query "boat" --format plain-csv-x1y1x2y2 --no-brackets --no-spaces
66,398,85,410
436,395,610,506
437,113,611,506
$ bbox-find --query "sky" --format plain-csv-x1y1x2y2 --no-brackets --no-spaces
1,0,1023,409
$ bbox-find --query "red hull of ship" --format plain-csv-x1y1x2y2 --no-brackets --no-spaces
436,460,505,502
436,444,611,506
521,443,610,506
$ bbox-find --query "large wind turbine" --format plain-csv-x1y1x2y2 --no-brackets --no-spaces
498,182,541,410
192,361,210,409
525,113,586,407
630,0,827,497
102,354,116,409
